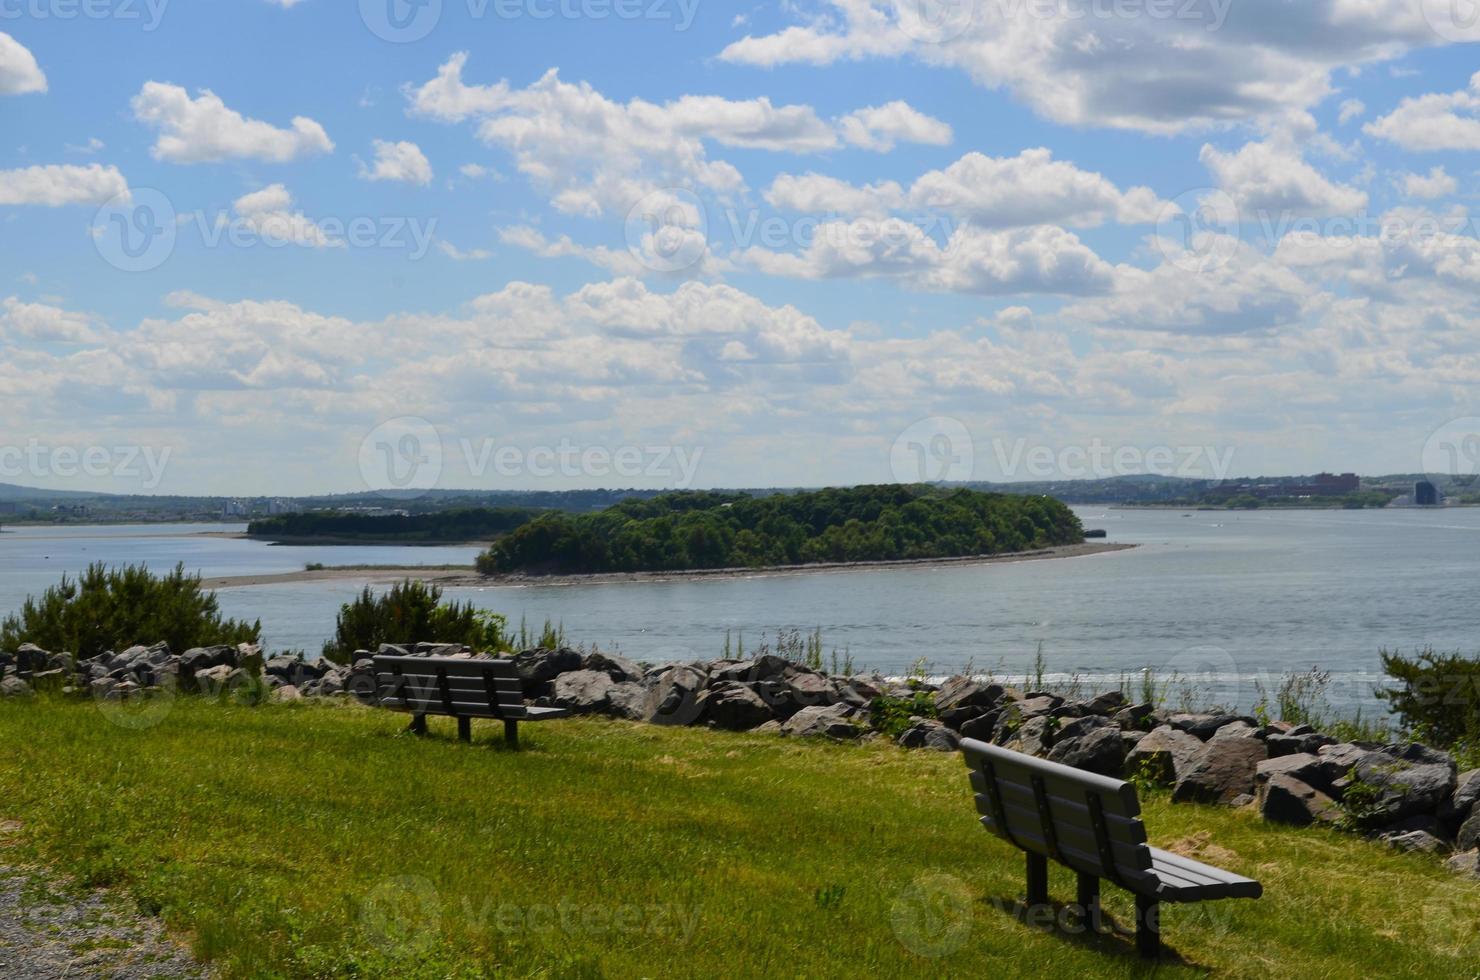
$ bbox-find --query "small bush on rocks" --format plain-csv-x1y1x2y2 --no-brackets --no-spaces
320,581,509,664
0,563,259,661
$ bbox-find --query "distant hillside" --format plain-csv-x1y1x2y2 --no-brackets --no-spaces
475,485,1084,576
247,507,542,544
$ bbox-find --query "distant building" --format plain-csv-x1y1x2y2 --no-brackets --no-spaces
222,499,249,518
267,498,296,515
1415,480,1440,506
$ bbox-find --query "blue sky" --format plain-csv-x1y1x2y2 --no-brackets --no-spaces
4,1,1480,495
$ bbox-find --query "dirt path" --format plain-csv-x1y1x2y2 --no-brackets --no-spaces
0,837,204,979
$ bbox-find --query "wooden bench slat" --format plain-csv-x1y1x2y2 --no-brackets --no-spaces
971,773,1150,846
1149,848,1262,900
976,795,1149,874
374,672,524,698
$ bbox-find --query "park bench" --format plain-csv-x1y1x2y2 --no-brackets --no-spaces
373,655,568,749
961,738,1262,959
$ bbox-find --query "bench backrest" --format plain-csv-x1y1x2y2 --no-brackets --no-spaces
373,655,525,717
961,738,1153,885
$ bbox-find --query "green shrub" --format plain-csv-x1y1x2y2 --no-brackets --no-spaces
1377,647,1480,747
320,581,509,664
0,562,260,660
869,690,937,740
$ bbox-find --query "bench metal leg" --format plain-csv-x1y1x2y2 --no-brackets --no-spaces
1135,895,1160,960
1025,852,1048,908
408,714,427,736
457,717,472,743
1076,873,1101,931
504,719,519,750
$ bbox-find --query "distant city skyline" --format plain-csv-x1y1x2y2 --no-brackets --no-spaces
4,5,1480,495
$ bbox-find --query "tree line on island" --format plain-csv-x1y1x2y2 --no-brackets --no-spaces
474,485,1086,576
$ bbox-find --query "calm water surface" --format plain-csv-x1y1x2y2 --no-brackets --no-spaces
3,509,1477,711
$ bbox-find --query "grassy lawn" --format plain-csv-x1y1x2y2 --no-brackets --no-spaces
0,698,1475,979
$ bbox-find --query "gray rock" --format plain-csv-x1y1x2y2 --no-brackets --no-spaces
1447,850,1480,879
551,670,616,714
1111,703,1156,731
511,648,583,697
1047,726,1126,776
271,685,303,703
14,643,49,673
712,655,791,684
0,676,33,698
935,676,1005,715
192,664,235,694
1384,830,1449,855
1083,689,1128,716
89,677,118,701
1255,753,1337,794
1055,715,1115,742
583,652,645,683
1125,725,1204,786
1009,715,1055,756
898,718,961,752
1440,769,1480,825
1259,773,1339,827
1172,735,1268,805
1266,731,1337,758
958,711,1000,742
606,682,648,721
781,704,861,740
698,682,775,731
643,664,709,726
1348,743,1457,825
1214,721,1261,740
181,645,236,674
1169,713,1254,741
1458,813,1480,854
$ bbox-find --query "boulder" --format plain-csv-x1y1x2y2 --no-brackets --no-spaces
14,643,50,673
712,655,792,684
1258,772,1339,827
698,682,775,731
1169,713,1254,741
958,712,1000,742
1384,830,1449,854
1255,753,1341,796
511,648,583,697
898,718,961,752
1457,813,1480,854
193,664,236,694
1266,731,1336,758
781,704,861,741
583,652,645,683
935,677,1005,715
1214,721,1261,740
1447,850,1480,879
1348,743,1457,825
1055,715,1115,742
1047,726,1126,776
181,645,236,675
271,685,303,703
1440,769,1480,825
1172,735,1268,805
550,670,616,714
606,682,648,721
939,704,990,732
1008,715,1054,756
89,677,118,701
643,664,708,726
1125,726,1204,786
0,676,33,698
1112,703,1157,731
1083,690,1128,716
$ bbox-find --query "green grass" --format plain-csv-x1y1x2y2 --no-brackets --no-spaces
0,699,1476,979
